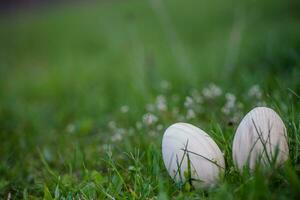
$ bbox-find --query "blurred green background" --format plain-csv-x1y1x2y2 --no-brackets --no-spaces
1,0,299,114
0,0,300,198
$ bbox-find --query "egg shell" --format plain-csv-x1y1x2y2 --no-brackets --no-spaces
232,107,289,171
162,122,225,188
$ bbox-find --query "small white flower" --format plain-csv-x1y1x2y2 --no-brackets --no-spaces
184,96,194,108
156,124,164,131
231,111,243,124
186,109,196,120
111,128,125,142
142,113,158,126
156,95,167,111
221,106,230,115
120,105,129,113
222,93,236,115
225,93,236,106
116,128,125,135
191,89,203,104
66,123,76,133
202,83,222,99
248,85,262,99
111,133,122,142
108,121,117,130
128,165,135,171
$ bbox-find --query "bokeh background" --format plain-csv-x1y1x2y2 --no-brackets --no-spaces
1,0,300,199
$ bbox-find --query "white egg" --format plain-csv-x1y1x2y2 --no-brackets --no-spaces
162,122,225,188
232,107,289,171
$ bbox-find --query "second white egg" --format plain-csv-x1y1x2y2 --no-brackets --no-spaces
232,107,289,171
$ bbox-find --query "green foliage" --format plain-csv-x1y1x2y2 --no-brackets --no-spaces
0,0,300,199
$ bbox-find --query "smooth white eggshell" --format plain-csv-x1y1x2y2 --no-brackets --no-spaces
162,122,225,188
232,107,289,171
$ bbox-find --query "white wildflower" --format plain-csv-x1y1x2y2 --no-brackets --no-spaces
156,124,164,131
202,83,222,99
248,85,262,99
128,165,135,171
191,89,203,104
111,133,122,142
116,128,125,135
156,95,167,111
66,123,76,133
231,111,243,124
111,128,125,142
225,93,236,106
108,121,117,130
142,113,158,126
186,109,196,120
222,93,236,115
120,105,129,113
222,107,230,115
184,96,194,108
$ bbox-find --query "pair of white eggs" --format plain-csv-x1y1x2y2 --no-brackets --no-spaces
162,107,289,188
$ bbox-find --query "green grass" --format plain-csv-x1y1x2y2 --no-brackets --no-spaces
0,0,300,199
